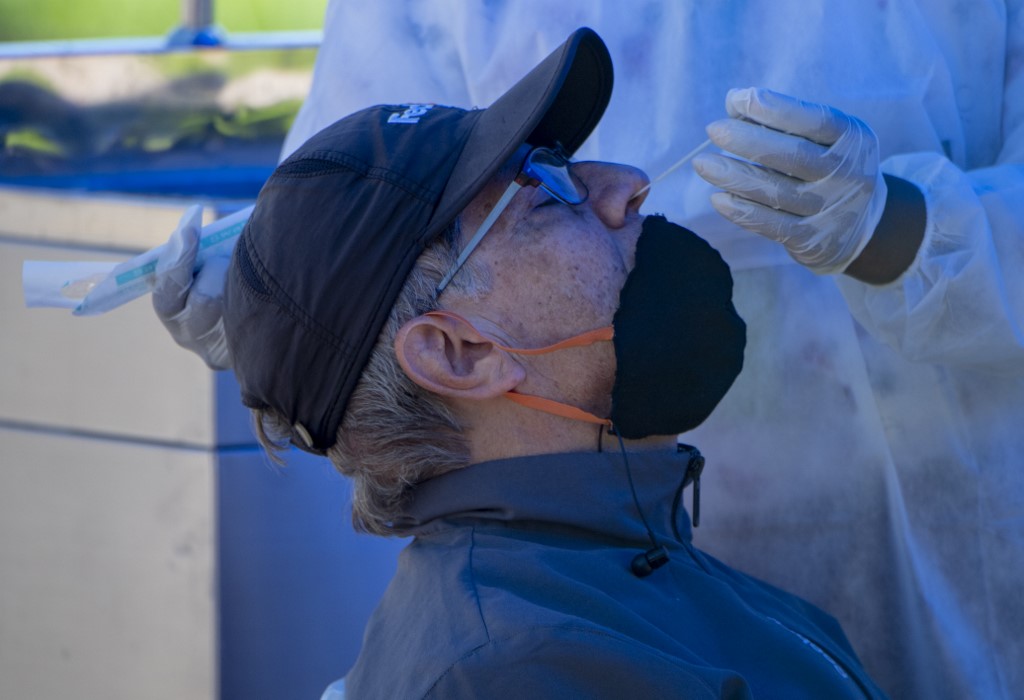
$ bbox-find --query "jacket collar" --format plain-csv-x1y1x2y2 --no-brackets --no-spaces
393,447,702,544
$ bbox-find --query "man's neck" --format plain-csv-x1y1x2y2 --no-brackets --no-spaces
460,396,676,464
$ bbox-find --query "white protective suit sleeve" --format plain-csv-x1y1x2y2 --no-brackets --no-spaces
835,2,1024,371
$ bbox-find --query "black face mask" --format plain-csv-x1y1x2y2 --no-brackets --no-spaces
609,214,747,438
429,215,747,437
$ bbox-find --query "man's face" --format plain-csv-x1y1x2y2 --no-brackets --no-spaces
446,150,650,418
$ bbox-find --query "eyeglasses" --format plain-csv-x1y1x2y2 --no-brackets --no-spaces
435,146,589,295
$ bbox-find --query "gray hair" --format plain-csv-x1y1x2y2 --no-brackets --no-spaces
253,219,490,535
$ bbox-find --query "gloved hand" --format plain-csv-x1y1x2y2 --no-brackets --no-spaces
693,87,887,274
152,205,232,370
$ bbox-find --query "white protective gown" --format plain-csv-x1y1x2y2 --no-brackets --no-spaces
287,3,1024,698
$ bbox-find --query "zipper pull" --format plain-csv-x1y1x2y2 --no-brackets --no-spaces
678,443,706,527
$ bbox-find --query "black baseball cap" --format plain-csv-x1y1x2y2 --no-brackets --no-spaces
223,27,613,454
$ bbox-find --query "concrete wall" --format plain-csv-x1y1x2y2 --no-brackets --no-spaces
0,188,403,699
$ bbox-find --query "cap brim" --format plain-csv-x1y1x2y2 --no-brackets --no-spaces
424,27,612,245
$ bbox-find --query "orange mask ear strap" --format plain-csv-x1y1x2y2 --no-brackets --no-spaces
423,310,614,354
503,391,613,427
495,326,614,355
423,309,615,428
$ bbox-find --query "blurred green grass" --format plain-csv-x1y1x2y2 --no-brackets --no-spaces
0,0,328,41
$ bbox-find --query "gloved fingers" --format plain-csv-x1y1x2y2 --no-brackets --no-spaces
158,271,231,370
693,153,825,217
149,205,234,371
708,191,804,244
710,182,884,275
707,89,886,276
153,205,203,319
193,316,231,371
724,87,849,146
161,255,228,348
190,254,230,302
705,118,839,183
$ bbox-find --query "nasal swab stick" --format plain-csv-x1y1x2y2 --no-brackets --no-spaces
631,138,713,200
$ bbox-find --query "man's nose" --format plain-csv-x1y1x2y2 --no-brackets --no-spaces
574,162,651,228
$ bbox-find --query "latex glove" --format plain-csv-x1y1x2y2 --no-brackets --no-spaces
152,205,232,370
693,87,887,274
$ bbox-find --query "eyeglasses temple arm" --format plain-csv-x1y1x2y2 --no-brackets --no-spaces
435,181,523,294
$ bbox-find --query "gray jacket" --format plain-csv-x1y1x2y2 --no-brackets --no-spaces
345,450,887,699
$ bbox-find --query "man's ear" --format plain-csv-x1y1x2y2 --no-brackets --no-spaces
394,313,526,400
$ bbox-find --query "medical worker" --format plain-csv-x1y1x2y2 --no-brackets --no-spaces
154,2,1024,698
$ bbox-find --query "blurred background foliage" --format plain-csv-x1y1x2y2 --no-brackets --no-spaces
0,0,328,41
0,0,327,197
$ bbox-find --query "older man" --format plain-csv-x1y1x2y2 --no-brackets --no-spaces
216,29,886,698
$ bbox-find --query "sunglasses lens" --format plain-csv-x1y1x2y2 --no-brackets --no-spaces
526,149,585,204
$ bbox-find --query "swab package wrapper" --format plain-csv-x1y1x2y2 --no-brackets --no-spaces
22,205,253,316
